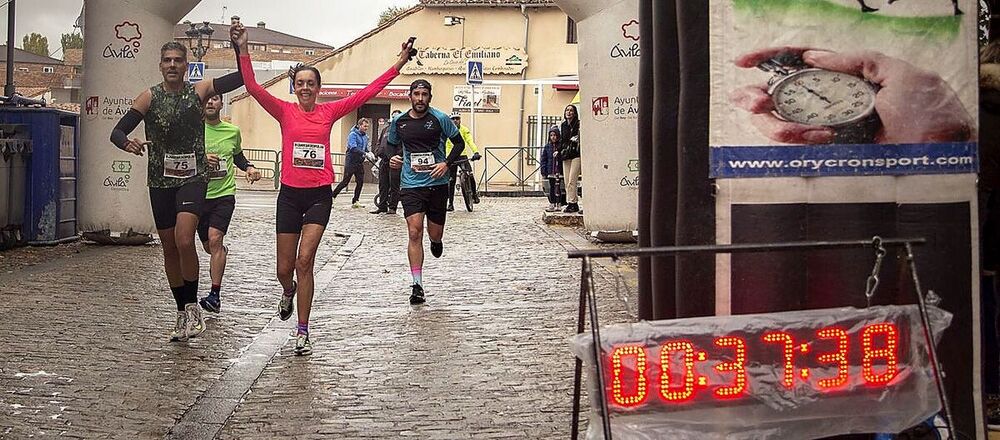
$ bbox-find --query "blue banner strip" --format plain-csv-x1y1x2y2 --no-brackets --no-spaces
709,142,978,178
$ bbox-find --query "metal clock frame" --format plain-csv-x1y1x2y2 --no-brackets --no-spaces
567,237,956,440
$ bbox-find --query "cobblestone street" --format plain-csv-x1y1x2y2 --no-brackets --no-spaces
0,191,633,439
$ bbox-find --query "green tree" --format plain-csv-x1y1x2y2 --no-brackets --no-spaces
61,33,84,51
22,33,49,56
378,5,410,26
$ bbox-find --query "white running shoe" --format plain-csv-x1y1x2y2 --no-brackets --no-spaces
294,334,312,356
278,282,296,321
169,311,188,342
185,303,206,338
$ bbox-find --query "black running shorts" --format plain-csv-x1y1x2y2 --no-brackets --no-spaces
400,184,448,226
276,185,333,234
148,180,208,230
197,195,236,242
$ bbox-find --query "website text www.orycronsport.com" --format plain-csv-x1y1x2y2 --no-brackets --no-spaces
726,155,975,172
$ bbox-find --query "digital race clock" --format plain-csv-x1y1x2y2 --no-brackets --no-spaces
571,304,952,439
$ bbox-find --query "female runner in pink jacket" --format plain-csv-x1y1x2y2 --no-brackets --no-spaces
231,23,414,355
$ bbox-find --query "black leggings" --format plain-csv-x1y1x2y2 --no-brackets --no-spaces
333,161,365,203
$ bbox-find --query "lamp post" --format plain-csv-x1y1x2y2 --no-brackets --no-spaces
444,15,474,141
443,15,466,48
184,20,214,62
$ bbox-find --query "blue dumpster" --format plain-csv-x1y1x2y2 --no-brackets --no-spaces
0,108,79,245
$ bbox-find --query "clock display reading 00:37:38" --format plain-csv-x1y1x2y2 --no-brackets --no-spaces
606,322,907,410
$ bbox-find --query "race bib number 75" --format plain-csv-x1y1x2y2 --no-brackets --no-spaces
164,153,196,178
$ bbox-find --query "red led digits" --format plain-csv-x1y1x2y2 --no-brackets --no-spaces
660,341,697,402
713,336,748,398
861,323,899,386
763,331,796,389
609,345,649,407
816,328,849,390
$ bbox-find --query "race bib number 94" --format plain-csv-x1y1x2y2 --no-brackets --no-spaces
411,151,436,173
164,153,197,178
293,142,326,169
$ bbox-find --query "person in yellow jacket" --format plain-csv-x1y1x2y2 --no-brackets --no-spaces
445,112,481,210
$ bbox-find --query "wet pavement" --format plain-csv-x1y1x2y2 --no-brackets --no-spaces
0,191,633,439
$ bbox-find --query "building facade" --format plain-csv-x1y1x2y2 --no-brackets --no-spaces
0,46,79,104
228,0,579,185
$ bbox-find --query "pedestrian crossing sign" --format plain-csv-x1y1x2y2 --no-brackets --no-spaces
467,61,483,85
188,62,206,83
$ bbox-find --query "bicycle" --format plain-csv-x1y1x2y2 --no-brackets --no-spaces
453,156,480,213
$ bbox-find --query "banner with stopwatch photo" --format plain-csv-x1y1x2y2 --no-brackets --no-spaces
708,0,979,178
707,0,983,436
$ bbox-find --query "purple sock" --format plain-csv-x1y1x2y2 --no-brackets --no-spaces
297,322,308,336
283,281,296,298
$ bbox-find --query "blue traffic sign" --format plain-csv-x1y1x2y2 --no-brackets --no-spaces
466,60,483,85
188,62,206,83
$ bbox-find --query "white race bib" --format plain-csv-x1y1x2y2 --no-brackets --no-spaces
411,151,435,173
208,156,229,180
163,153,197,178
292,142,326,169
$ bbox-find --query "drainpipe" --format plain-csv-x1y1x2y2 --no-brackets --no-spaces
517,5,529,148
5,0,15,97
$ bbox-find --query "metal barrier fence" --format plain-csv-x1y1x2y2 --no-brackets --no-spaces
239,149,350,189
241,148,280,189
480,146,542,193
526,115,562,166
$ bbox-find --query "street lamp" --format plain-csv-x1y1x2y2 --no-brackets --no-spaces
184,20,215,62
443,15,465,48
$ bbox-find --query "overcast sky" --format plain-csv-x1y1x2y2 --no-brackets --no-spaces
0,0,419,60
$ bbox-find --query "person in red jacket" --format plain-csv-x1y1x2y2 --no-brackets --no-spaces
232,22,414,355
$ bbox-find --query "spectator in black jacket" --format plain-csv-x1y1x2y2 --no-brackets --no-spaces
558,104,581,213
371,110,403,214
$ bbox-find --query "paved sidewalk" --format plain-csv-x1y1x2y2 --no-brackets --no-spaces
0,193,632,439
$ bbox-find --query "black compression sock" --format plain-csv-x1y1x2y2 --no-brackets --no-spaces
170,285,186,311
183,279,199,306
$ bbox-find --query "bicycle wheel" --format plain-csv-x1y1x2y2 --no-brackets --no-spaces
461,172,474,212
372,193,381,208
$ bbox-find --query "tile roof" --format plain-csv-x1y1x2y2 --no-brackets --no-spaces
49,102,80,114
16,87,49,99
0,46,63,65
174,23,333,49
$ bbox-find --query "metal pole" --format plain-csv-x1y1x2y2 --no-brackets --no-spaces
535,84,543,191
567,238,927,259
904,243,957,440
5,0,16,97
470,83,476,148
584,256,613,439
571,258,588,439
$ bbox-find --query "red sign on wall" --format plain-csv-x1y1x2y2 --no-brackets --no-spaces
319,85,409,100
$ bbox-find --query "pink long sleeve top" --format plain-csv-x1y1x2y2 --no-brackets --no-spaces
238,54,399,188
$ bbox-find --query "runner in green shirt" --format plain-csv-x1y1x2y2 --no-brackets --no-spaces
198,94,261,313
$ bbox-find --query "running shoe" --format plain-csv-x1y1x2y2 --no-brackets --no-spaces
352,202,362,209
430,241,443,258
279,281,297,321
294,334,313,356
199,292,221,313
169,311,188,342
186,303,206,338
409,284,426,305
